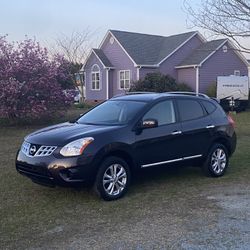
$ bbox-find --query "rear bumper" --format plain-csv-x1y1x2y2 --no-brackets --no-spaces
16,150,97,187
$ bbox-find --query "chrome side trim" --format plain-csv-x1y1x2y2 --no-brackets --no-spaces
141,158,183,168
141,154,202,168
183,154,202,160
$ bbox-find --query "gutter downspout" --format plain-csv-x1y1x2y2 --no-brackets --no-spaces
195,66,200,95
106,68,110,100
136,66,141,81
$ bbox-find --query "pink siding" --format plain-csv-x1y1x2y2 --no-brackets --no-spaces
177,68,196,91
101,33,137,96
85,53,107,101
199,42,248,93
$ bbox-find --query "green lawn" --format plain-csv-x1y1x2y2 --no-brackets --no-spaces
0,109,250,249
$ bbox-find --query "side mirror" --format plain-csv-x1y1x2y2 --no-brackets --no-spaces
142,119,158,129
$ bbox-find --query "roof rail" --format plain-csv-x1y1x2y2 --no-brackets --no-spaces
112,91,156,98
167,91,209,98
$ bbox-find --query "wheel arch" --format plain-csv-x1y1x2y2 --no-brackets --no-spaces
211,137,232,156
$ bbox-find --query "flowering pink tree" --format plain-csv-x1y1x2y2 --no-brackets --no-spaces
0,36,73,121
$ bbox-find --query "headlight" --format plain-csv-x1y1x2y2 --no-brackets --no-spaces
60,137,94,157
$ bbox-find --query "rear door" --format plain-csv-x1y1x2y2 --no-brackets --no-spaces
176,98,215,159
134,99,184,167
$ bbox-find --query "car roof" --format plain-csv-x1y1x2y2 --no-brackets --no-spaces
111,92,211,102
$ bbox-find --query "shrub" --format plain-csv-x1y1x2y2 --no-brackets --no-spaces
177,83,193,92
206,82,217,97
0,36,74,122
130,72,192,93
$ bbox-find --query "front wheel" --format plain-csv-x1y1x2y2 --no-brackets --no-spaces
94,156,131,201
202,143,229,177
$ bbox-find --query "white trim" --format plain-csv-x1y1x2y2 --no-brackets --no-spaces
137,64,159,68
118,70,131,90
175,64,198,69
157,32,200,65
136,67,141,81
106,68,110,100
141,154,202,168
199,40,228,66
91,64,101,91
92,50,106,68
100,30,138,67
227,40,249,67
82,49,115,70
195,66,199,95
175,40,228,69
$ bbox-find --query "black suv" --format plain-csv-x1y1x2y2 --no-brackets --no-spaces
16,92,236,200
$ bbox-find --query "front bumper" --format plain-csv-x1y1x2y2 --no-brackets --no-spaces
16,150,97,187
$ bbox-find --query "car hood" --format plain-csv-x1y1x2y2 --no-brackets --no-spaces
25,122,119,146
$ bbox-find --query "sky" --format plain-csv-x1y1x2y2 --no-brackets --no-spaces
0,0,249,58
0,0,197,42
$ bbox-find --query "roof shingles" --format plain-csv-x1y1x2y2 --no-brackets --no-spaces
178,39,227,67
93,48,114,68
110,30,197,65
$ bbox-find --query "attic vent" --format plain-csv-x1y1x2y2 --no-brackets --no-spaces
109,37,114,44
222,45,228,53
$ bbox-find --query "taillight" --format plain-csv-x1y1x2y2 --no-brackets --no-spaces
227,114,235,128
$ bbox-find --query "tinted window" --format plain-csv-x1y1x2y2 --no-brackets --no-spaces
143,100,175,126
78,100,145,125
177,99,204,121
201,100,216,114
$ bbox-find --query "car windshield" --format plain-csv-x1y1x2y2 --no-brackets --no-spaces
77,100,146,125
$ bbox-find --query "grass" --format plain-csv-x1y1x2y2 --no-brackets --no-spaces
0,108,250,249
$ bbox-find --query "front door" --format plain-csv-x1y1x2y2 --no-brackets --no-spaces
134,99,183,168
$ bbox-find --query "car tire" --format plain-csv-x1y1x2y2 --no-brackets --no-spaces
94,156,131,201
202,143,229,177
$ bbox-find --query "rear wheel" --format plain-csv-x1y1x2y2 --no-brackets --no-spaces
202,143,229,177
94,156,131,201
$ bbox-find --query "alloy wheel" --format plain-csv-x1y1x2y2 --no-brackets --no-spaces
211,148,227,174
102,164,127,196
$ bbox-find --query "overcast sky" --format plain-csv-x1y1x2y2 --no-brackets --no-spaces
0,0,249,58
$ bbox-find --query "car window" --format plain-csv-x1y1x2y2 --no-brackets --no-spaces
143,100,176,126
201,100,216,114
177,99,204,121
78,100,146,125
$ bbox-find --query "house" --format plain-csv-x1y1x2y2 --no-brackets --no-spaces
82,30,249,101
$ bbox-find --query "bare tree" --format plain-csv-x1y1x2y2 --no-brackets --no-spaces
55,29,95,64
184,0,250,53
52,29,96,102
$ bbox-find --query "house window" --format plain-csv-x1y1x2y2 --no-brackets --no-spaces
91,64,101,90
119,70,130,89
234,70,240,76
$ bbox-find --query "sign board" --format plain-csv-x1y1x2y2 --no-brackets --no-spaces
217,75,249,101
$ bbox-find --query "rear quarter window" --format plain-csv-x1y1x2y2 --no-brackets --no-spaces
201,100,216,114
177,99,204,121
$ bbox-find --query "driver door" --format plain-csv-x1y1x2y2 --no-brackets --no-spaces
133,99,183,167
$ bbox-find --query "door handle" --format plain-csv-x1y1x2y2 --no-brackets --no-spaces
171,130,182,135
206,125,215,129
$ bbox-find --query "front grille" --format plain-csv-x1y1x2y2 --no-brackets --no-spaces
36,146,57,156
21,141,57,157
